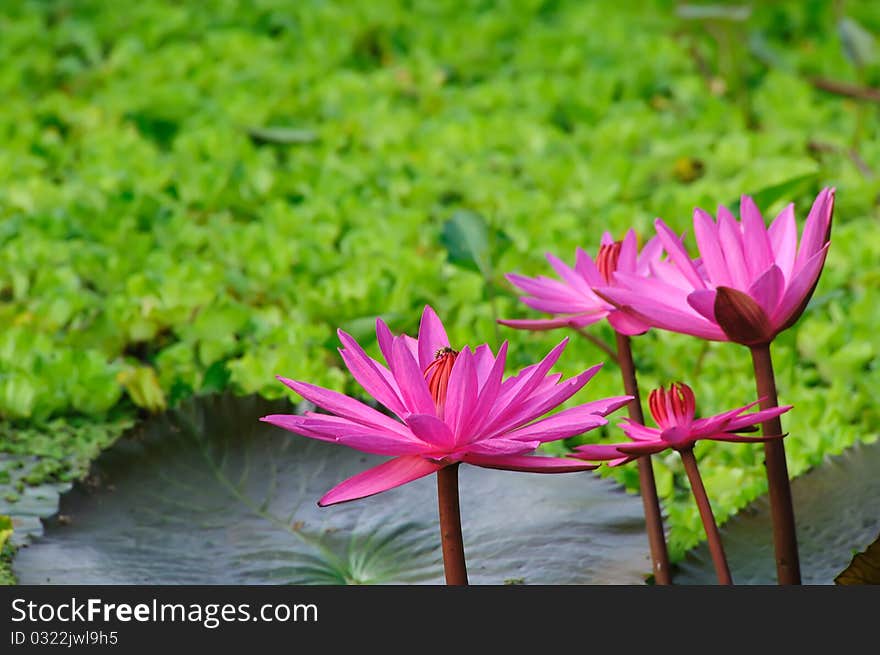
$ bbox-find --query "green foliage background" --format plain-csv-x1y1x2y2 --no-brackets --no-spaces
1,0,878,580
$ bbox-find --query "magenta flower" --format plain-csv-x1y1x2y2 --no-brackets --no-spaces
573,382,792,464
498,229,663,336
575,382,792,585
597,188,835,345
261,306,630,507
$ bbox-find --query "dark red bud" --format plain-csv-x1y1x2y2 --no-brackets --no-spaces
714,286,774,346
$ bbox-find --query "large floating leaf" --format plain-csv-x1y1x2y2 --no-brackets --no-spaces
14,394,652,584
675,440,880,584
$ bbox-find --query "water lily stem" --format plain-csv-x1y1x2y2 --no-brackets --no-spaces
680,448,732,585
437,464,468,585
750,344,801,585
615,332,671,585
574,326,619,365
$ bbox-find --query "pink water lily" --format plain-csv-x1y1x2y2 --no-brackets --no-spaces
596,188,835,345
573,382,792,464
576,382,791,585
498,229,663,336
261,306,630,507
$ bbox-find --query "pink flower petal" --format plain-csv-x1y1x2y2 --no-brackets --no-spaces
337,329,407,417
693,207,732,287
615,441,669,456
618,229,638,273
597,286,726,340
505,406,609,443
481,338,570,433
635,234,664,276
469,341,509,434
572,443,631,461
375,317,396,366
461,453,598,473
607,309,650,335
489,365,607,436
318,456,443,506
275,377,410,435
299,420,431,455
575,247,604,287
654,218,706,290
721,404,792,432
417,305,451,371
506,273,583,301
405,413,456,449
740,195,774,278
472,343,496,388
297,413,413,442
768,203,797,283
546,252,593,296
690,400,762,434
686,289,717,322
461,438,539,457
773,243,830,329
388,337,436,415
717,206,751,290
747,264,784,317
260,414,337,442
709,432,787,443
795,187,835,275
521,294,603,314
444,347,479,441
498,314,606,331
618,421,662,441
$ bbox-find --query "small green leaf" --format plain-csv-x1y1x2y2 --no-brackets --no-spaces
117,366,167,413
441,210,490,276
440,210,509,278
839,17,876,69
246,126,319,145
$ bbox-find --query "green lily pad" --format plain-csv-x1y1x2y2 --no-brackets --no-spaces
13,394,652,584
674,440,880,585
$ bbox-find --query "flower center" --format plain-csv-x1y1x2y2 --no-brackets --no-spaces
596,241,623,284
424,347,458,418
648,382,696,430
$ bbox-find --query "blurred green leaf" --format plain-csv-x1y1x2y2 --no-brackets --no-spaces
839,17,876,69
441,210,492,276
740,171,818,213
246,126,319,145
117,367,166,413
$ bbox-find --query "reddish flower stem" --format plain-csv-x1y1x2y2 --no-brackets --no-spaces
437,464,468,585
615,332,672,585
679,448,732,585
750,344,801,585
